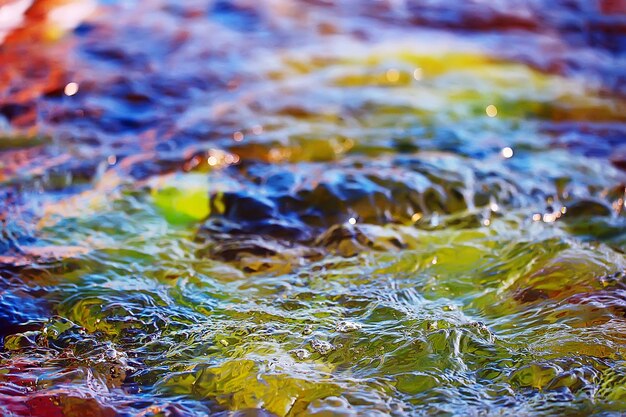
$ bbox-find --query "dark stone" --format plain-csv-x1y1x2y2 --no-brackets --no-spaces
565,199,613,218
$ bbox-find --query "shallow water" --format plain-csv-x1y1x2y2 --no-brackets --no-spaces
1,0,626,416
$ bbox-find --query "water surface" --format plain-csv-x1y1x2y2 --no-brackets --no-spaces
1,1,626,416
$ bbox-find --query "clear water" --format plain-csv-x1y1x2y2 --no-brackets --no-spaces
1,1,626,416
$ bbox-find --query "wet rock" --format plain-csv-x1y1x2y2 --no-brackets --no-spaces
289,348,311,360
310,339,335,355
564,216,626,242
208,237,281,261
564,199,613,218
560,199,622,241
200,156,513,249
213,192,276,223
514,288,549,303
3,331,40,351
611,146,626,172
291,173,393,226
315,223,408,257
205,193,309,241
509,363,561,390
315,224,372,257
336,321,362,333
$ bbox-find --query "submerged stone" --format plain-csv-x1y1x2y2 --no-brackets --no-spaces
336,321,362,333
310,339,335,355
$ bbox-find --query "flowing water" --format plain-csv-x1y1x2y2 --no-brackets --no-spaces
1,1,626,416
